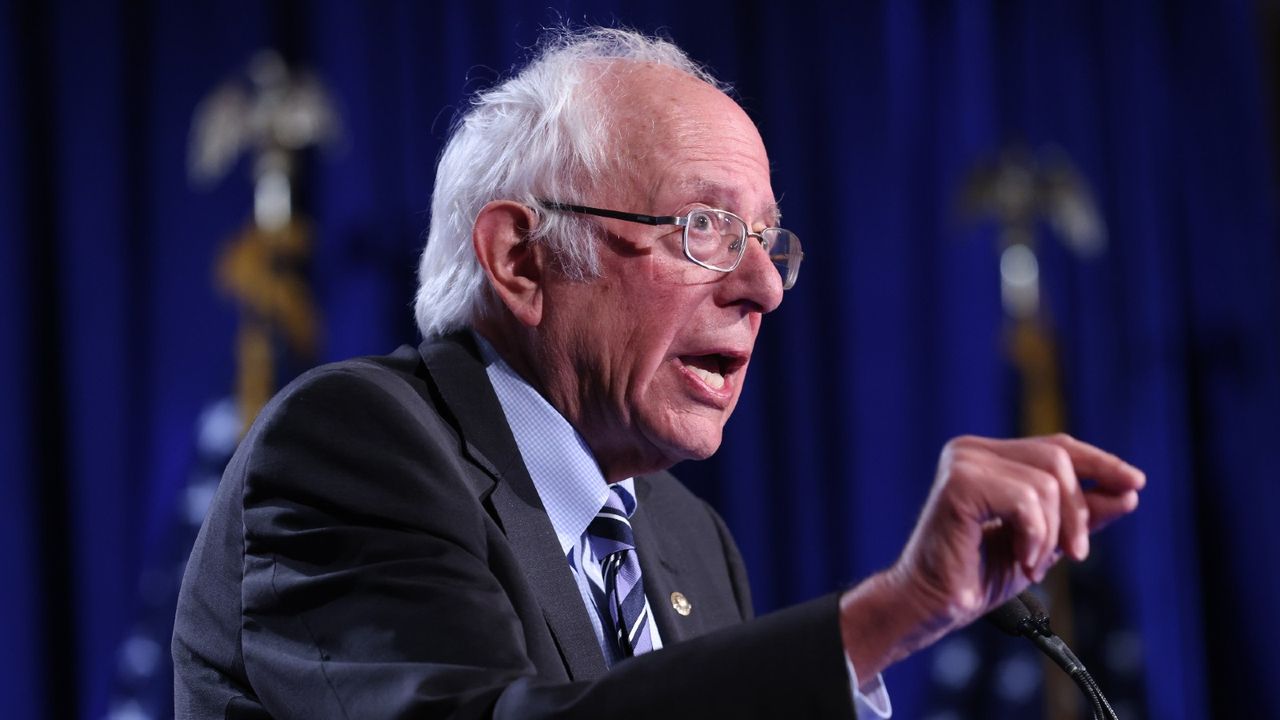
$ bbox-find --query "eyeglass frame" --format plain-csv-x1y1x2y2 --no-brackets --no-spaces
536,200,803,290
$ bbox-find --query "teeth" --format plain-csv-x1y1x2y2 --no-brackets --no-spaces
688,365,725,390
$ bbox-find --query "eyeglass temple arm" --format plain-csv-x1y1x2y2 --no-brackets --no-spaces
538,201,685,228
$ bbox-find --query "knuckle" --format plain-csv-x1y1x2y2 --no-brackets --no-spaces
1018,487,1042,516
1049,445,1071,470
1029,469,1057,498
944,445,985,474
947,459,982,487
1050,448,1075,485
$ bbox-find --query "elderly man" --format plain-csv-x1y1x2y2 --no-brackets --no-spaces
173,28,1144,719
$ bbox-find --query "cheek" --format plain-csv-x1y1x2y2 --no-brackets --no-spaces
595,256,722,396
625,318,683,391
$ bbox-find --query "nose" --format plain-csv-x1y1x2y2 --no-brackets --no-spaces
720,234,784,313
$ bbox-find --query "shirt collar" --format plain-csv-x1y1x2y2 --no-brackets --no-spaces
474,331,635,556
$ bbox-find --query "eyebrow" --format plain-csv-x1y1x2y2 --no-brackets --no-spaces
673,179,783,225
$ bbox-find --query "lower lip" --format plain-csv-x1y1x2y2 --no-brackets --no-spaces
675,359,735,407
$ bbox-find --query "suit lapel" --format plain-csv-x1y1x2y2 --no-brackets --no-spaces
418,334,608,681
631,474,723,645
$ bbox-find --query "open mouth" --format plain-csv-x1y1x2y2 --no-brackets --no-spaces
678,353,746,391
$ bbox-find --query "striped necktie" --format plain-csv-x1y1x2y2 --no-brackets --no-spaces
587,484,653,658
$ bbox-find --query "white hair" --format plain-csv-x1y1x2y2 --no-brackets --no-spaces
412,27,726,339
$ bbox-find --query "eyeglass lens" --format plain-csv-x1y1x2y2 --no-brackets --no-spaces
685,210,741,270
685,209,800,288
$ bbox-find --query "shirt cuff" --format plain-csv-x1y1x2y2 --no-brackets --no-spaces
845,655,892,719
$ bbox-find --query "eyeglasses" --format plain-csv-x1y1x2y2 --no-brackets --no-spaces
537,201,804,290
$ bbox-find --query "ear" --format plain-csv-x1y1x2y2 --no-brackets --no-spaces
472,200,546,327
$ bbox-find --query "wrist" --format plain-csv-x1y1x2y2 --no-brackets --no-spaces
838,565,956,683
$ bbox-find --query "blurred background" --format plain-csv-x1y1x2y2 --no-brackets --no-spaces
3,1,1279,718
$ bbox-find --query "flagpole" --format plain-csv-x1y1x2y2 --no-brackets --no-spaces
962,145,1107,720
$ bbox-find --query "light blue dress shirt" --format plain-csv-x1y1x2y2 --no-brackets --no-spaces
475,333,890,717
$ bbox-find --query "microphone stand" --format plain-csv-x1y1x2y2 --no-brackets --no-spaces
1017,610,1117,720
986,592,1119,720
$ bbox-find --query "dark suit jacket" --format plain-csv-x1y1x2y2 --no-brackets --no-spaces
173,333,852,718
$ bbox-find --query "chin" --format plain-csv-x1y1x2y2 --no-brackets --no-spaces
633,389,731,468
653,423,724,465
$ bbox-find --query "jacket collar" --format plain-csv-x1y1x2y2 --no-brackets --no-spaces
416,332,609,680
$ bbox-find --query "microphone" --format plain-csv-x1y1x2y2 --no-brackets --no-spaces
985,591,1118,720
984,592,1034,636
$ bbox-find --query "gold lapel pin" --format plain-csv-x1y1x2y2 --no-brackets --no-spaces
670,591,692,616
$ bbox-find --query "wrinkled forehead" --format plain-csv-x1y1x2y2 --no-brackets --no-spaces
593,62,776,218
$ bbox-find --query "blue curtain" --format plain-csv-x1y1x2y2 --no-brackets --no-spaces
4,1,1277,718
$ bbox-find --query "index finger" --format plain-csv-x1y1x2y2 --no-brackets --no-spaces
1035,434,1146,493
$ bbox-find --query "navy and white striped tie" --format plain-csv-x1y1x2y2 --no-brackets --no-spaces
587,484,653,658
